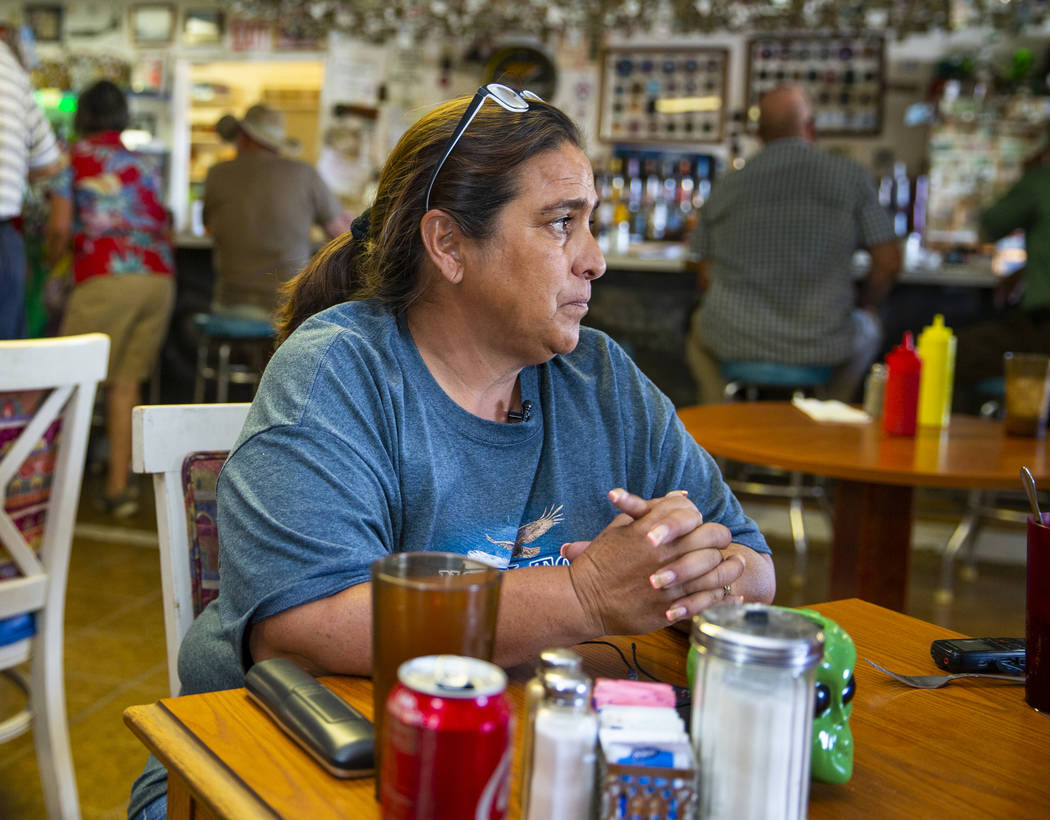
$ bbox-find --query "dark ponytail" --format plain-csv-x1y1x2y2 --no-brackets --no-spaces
275,231,360,344
275,210,373,343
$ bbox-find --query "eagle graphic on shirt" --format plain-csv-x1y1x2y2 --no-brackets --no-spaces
469,505,564,567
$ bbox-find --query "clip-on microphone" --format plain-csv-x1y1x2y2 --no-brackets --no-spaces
507,400,533,422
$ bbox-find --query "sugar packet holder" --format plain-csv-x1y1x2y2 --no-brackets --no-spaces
596,745,697,820
593,680,697,820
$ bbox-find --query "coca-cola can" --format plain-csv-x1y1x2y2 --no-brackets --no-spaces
380,654,513,819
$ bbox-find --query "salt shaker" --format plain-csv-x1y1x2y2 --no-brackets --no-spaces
522,670,597,820
520,649,584,818
691,604,824,820
863,363,887,419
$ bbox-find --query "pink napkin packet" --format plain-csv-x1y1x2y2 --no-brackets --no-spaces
593,677,676,709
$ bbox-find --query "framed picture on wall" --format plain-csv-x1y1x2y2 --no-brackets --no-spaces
129,4,175,46
182,8,224,46
598,47,729,144
746,34,885,136
24,5,63,43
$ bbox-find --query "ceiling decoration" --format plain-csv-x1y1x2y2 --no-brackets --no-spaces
218,0,1049,44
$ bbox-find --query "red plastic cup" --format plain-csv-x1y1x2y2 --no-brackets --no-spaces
1027,514,1050,713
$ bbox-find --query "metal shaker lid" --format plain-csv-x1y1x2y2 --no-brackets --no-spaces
541,669,593,709
692,603,824,671
537,647,583,675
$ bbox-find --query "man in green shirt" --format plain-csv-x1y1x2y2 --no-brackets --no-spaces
954,143,1050,409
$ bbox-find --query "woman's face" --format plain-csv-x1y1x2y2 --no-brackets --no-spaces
457,142,606,365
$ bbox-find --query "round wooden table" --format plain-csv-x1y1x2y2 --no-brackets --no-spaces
677,402,1050,610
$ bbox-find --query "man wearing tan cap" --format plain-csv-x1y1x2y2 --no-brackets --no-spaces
203,103,346,320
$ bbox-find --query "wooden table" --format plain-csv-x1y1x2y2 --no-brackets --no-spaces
125,599,1050,819
678,402,1050,611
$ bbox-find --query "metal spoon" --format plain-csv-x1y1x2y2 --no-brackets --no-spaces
1020,466,1043,522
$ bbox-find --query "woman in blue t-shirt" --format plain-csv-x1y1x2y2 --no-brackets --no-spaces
129,85,775,820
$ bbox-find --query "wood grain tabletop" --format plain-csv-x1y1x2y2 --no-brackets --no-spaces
678,402,1050,489
125,599,1050,819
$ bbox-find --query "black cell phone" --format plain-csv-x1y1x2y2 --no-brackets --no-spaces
245,657,375,778
930,637,1026,674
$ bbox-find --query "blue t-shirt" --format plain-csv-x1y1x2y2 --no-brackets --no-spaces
210,300,766,675
129,299,768,816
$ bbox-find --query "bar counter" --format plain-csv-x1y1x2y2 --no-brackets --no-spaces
162,236,1000,407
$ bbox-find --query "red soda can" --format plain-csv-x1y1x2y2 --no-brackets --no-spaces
381,654,513,819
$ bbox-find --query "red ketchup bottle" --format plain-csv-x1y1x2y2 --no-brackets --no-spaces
882,331,922,436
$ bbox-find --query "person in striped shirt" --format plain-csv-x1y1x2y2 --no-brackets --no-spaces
0,38,70,339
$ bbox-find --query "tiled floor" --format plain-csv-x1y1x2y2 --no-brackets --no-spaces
0,474,168,820
0,449,1031,818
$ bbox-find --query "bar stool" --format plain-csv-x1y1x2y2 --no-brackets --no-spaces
720,361,836,585
192,313,275,403
974,376,1004,418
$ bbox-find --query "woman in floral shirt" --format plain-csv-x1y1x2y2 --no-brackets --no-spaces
59,80,174,517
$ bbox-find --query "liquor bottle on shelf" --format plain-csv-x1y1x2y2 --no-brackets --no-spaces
626,156,643,242
592,159,614,253
609,156,625,211
660,160,680,241
607,158,630,254
911,173,929,238
695,177,711,209
644,160,671,241
678,158,695,211
892,161,910,237
878,173,894,210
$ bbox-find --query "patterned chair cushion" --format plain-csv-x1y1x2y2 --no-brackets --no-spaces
181,451,227,617
1,389,61,575
0,389,59,644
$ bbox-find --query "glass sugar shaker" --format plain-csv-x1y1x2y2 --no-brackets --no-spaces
691,604,824,820
520,649,584,818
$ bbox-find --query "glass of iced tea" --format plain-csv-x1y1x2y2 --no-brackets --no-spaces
370,552,501,794
1004,352,1050,437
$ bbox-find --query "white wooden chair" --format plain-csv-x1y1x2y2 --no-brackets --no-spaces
131,403,250,696
0,333,109,820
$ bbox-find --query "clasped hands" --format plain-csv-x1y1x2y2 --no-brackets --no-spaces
562,488,747,637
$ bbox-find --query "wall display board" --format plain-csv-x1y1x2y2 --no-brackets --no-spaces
746,34,884,135
924,121,1040,248
598,47,728,144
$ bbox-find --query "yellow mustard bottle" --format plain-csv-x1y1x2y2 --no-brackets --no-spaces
917,313,956,427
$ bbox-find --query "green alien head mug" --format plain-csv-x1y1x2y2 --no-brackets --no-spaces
687,606,857,784
788,607,857,784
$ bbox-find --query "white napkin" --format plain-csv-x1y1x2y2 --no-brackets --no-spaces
791,396,872,424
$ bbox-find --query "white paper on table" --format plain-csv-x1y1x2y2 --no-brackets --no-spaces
791,397,872,424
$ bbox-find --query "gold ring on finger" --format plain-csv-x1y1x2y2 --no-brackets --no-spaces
722,584,732,597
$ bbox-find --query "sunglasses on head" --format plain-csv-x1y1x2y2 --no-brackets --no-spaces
424,83,544,212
